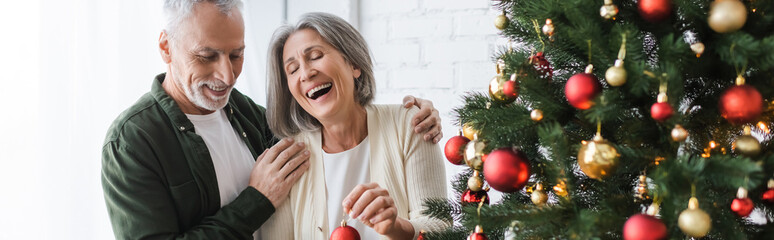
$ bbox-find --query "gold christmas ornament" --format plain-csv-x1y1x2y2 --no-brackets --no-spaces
468,171,484,191
671,125,689,142
605,59,627,86
734,126,761,157
554,180,568,197
600,0,619,20
578,133,620,180
531,183,548,206
691,42,705,58
494,12,509,30
542,19,555,41
531,109,544,122
678,197,712,238
635,174,649,201
465,137,486,170
462,123,478,140
708,0,748,33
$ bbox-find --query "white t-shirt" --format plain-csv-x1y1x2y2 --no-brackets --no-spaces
322,136,380,240
186,109,260,239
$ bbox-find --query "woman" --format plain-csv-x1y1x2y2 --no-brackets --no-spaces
261,12,449,239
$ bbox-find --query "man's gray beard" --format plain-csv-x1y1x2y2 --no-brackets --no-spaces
181,79,232,112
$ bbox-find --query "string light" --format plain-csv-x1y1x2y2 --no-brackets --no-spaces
757,121,770,134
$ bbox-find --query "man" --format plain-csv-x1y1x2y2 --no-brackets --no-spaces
101,0,443,239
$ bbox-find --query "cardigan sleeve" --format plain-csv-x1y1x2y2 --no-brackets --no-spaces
397,106,451,238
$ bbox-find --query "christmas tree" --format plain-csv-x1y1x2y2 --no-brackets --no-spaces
422,0,774,239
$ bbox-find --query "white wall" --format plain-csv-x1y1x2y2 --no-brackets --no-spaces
0,0,504,238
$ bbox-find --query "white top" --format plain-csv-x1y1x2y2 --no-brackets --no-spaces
186,109,259,239
260,104,449,240
322,136,380,240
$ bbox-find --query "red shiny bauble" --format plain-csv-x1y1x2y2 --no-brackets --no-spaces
483,148,530,193
529,52,553,80
445,135,470,165
417,231,426,240
330,224,360,240
467,232,488,240
461,189,490,206
719,84,763,125
623,214,668,240
638,0,672,22
565,72,601,110
650,102,674,122
763,188,774,204
731,197,754,217
503,80,519,99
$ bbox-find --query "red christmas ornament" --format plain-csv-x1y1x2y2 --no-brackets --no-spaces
330,220,360,240
483,147,530,193
467,226,488,240
503,80,519,99
623,214,667,240
565,65,601,110
731,187,754,217
638,0,672,22
764,179,774,204
417,230,426,240
731,198,754,217
650,102,674,122
529,52,553,80
763,189,774,204
461,189,490,206
719,84,763,125
445,134,470,165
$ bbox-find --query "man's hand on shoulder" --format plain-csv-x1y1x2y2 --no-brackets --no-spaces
403,95,443,144
248,138,310,208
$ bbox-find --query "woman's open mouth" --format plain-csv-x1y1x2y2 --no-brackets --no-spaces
306,82,332,100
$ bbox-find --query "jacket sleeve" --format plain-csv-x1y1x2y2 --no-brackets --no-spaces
101,125,275,240
399,107,452,238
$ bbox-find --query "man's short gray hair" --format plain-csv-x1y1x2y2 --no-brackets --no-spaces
266,12,376,139
163,0,244,40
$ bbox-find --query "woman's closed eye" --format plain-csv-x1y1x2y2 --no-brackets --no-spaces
287,63,299,75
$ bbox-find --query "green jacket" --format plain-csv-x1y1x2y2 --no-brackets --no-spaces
102,73,277,239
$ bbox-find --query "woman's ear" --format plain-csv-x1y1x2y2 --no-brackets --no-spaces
352,65,362,79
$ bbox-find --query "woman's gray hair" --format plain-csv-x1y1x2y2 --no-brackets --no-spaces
163,0,243,40
266,12,375,138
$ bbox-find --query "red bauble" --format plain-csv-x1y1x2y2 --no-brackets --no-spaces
467,232,488,240
529,52,553,80
763,189,774,204
445,135,470,165
503,80,519,99
638,0,672,22
650,102,674,122
461,189,490,206
731,197,754,217
719,84,763,125
330,223,360,240
565,72,601,110
483,148,530,193
417,231,426,240
623,214,667,240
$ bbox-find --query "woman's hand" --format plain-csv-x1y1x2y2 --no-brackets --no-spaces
342,183,414,239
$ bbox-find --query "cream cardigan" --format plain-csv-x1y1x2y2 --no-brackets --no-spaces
260,104,449,239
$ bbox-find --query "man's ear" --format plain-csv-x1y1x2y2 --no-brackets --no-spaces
159,31,172,64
